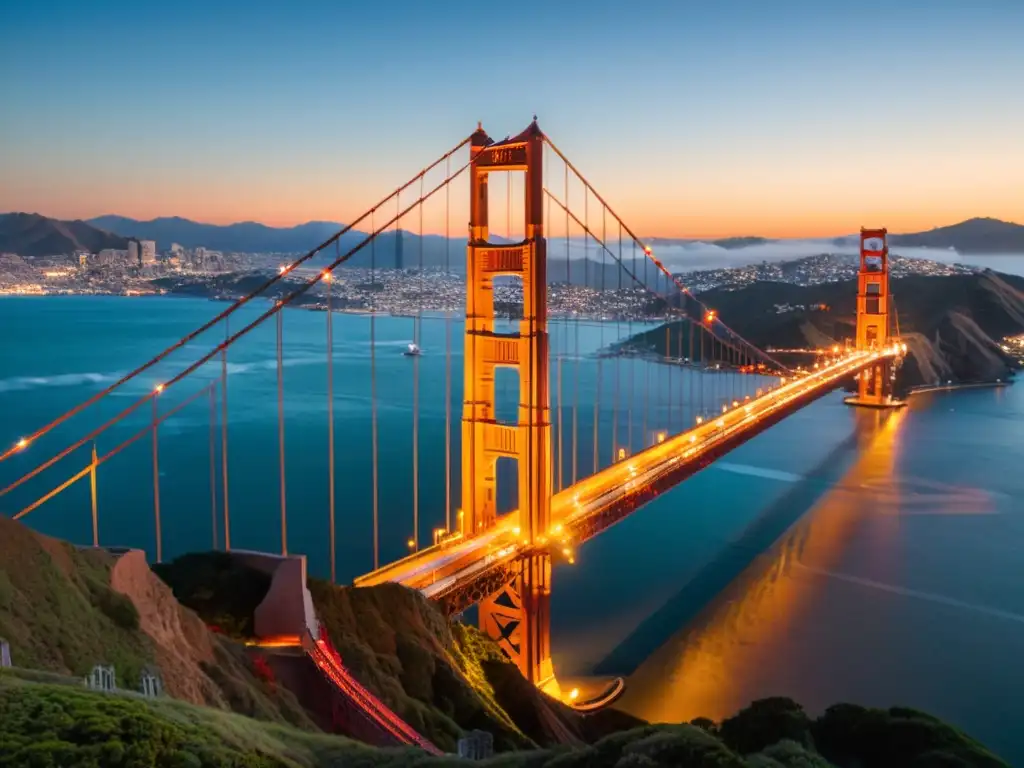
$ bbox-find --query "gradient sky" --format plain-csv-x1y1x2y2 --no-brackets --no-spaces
1,0,1022,238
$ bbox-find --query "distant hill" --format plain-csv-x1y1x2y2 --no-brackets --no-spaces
631,270,1024,387
890,217,1024,254
0,213,127,257
830,218,1024,254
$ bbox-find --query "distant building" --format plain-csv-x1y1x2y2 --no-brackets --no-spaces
96,248,127,266
457,730,493,760
139,240,156,265
127,241,139,264
77,252,89,268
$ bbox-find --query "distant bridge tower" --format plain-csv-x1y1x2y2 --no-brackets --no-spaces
461,120,556,693
846,228,905,408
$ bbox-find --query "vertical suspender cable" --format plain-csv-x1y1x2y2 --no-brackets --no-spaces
612,222,621,462
371,207,380,570
152,396,162,563
444,156,452,534
90,441,99,547
327,250,336,583
666,325,672,435
277,306,287,555
594,206,605,469
590,194,600,474
221,316,231,551
208,385,217,550
678,318,684,430
412,178,422,551
568,168,578,484
628,240,635,453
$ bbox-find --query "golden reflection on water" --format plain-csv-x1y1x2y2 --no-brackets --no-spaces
618,407,914,724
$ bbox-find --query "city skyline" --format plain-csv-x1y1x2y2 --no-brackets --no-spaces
2,0,1023,238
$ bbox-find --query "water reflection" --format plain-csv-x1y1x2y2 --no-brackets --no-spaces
618,407,910,723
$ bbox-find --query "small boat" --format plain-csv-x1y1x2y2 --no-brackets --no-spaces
403,343,421,357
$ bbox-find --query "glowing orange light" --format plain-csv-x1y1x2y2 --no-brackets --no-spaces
154,384,164,394
705,310,716,324
15,437,28,450
406,538,415,549
322,270,331,282
569,688,580,701
278,265,287,274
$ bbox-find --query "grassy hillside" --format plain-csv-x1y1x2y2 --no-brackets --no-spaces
0,675,1007,768
152,551,641,753
0,515,153,686
0,517,315,731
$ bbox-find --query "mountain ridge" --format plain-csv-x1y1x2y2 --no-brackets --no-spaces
88,214,1022,256
0,212,128,257
5,212,1023,259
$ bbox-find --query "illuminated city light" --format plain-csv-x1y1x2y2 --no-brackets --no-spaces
406,538,415,549
154,383,164,394
322,270,331,282
15,437,28,451
695,416,703,425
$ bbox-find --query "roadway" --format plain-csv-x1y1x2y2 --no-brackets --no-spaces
356,348,903,605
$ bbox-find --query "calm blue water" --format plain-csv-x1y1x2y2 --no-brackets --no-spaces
0,296,762,578
2,296,1021,762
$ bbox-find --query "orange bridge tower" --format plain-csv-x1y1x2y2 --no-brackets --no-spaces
845,227,906,408
461,121,557,692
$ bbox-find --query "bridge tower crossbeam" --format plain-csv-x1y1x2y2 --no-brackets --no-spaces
462,121,557,693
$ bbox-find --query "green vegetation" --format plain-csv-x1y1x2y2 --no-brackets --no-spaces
0,676,1007,767
0,516,154,687
0,672,398,768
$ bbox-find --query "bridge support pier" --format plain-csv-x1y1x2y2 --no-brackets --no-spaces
462,121,557,691
479,554,558,696
844,228,906,409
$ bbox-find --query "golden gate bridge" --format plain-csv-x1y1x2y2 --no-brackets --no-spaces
0,120,905,751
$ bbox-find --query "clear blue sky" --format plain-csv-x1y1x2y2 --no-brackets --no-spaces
1,0,1021,237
